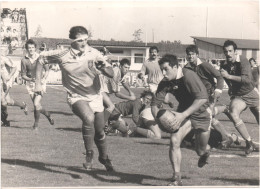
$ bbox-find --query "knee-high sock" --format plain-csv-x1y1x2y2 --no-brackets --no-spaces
211,118,229,141
135,127,149,137
1,105,8,122
249,107,259,124
94,134,107,159
82,124,95,152
104,109,111,124
34,109,41,126
235,120,251,141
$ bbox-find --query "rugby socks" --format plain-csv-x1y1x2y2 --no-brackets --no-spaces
82,124,95,152
34,109,41,127
40,108,50,117
235,120,251,141
135,127,148,137
211,118,229,141
94,134,107,160
249,107,259,124
103,109,111,124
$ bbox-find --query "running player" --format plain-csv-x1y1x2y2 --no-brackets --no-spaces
184,45,234,148
21,39,53,130
1,46,28,127
151,54,211,186
34,26,114,171
220,40,259,156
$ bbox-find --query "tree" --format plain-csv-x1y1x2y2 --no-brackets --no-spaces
34,25,43,37
132,29,143,42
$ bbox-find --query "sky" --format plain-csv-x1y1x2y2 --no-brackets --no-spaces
1,0,259,44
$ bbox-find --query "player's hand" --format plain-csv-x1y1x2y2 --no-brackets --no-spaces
171,111,186,127
220,69,229,79
129,91,136,100
31,78,36,82
95,61,106,70
214,90,221,99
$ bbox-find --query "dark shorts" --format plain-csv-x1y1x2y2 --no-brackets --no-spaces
231,88,259,108
190,107,212,132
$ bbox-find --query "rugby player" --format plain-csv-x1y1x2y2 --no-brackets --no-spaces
34,26,114,171
21,39,53,130
151,54,211,186
220,40,259,156
1,46,28,127
106,90,162,139
184,45,234,148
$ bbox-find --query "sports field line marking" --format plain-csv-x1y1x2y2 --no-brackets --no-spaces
211,154,259,158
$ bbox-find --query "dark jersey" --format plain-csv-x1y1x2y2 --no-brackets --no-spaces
185,60,224,95
220,55,255,96
151,68,209,120
115,98,145,124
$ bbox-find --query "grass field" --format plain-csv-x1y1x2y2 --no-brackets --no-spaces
1,85,259,188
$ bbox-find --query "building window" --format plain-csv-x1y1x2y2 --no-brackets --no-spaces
134,53,144,63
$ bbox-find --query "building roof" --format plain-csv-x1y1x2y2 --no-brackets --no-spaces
191,36,259,50
31,37,152,50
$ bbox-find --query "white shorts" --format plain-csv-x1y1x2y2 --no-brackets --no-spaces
148,83,158,94
67,92,104,113
140,107,155,121
26,80,46,96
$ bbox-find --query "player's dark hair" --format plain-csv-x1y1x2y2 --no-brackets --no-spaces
186,45,199,55
223,40,237,51
25,39,37,49
158,54,179,68
69,26,88,40
249,58,256,63
140,90,153,98
149,46,159,53
120,58,131,66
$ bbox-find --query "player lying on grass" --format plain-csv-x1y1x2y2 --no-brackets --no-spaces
34,26,114,172
100,58,136,125
105,90,163,139
151,54,212,186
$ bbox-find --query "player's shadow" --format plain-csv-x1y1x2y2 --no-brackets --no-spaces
56,127,81,132
1,158,82,179
2,158,166,186
49,111,74,116
68,166,167,186
211,177,259,185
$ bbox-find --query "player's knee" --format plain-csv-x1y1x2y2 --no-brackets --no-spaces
196,148,206,156
170,136,181,149
106,104,115,113
147,130,161,139
82,114,95,125
229,111,240,121
34,104,42,110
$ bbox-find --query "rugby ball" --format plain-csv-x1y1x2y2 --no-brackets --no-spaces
156,109,179,133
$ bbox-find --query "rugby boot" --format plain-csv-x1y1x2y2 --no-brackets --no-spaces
98,155,114,172
167,179,183,186
83,150,94,171
198,152,210,168
245,140,254,156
